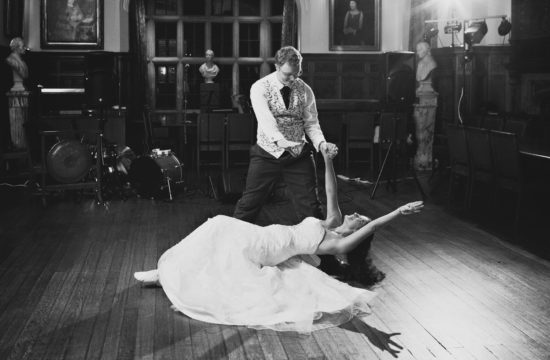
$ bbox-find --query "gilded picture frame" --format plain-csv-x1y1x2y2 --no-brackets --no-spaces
41,0,103,49
330,0,380,51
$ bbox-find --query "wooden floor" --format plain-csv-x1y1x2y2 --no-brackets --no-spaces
1,178,549,360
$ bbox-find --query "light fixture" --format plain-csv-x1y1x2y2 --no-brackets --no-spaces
444,20,462,34
498,16,512,36
464,20,488,46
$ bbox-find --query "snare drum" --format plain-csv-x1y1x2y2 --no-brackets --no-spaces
129,151,183,198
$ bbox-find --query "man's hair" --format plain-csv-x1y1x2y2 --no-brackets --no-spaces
275,46,302,69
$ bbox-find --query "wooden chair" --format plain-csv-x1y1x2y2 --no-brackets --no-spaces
226,113,255,168
503,119,527,141
196,113,226,177
466,114,484,128
464,126,495,209
343,112,376,177
489,130,523,236
481,115,504,131
446,124,470,209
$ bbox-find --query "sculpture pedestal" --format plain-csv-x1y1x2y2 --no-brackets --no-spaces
413,87,438,171
6,91,31,150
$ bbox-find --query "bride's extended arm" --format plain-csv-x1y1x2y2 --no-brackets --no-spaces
317,201,423,255
322,152,342,227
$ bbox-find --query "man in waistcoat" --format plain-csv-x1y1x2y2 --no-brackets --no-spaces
233,46,338,223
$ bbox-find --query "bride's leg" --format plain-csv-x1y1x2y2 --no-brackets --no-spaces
134,269,160,286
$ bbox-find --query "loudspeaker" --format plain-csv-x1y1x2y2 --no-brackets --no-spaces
85,52,115,108
384,51,415,108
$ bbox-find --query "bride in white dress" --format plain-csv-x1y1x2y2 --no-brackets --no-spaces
135,149,423,333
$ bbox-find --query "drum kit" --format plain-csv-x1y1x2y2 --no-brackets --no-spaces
44,136,184,201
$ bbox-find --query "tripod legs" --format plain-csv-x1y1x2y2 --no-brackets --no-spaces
370,141,427,200
371,142,393,199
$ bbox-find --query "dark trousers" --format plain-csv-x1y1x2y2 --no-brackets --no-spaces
233,143,323,223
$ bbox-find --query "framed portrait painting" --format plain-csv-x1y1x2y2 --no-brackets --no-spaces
41,0,103,49
330,0,380,51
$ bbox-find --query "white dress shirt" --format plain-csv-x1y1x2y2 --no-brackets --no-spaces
250,71,326,158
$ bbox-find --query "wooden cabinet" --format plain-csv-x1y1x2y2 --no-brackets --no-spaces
27,52,131,112
24,52,131,149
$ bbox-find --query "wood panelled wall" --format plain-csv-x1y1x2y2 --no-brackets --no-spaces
431,46,512,125
301,53,385,112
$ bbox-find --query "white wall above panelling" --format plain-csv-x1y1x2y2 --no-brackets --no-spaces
298,0,411,53
298,0,510,54
23,0,129,52
429,0,511,48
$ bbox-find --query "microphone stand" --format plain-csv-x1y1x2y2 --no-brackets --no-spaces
183,64,190,145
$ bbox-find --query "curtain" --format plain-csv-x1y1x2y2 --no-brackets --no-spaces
129,0,147,122
282,0,297,47
409,0,436,50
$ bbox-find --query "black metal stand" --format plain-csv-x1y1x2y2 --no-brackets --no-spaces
370,141,394,199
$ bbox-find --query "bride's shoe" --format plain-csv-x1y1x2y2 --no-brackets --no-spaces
134,269,160,286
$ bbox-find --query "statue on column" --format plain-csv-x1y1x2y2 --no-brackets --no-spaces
5,37,31,150
5,37,28,92
199,49,221,111
415,41,437,95
199,49,220,84
413,41,438,171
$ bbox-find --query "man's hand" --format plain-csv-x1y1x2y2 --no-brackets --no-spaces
320,142,339,159
276,139,302,149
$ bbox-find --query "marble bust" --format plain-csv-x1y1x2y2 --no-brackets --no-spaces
5,37,28,92
199,49,220,84
415,41,437,95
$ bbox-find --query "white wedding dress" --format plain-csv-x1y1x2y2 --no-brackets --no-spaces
153,215,376,332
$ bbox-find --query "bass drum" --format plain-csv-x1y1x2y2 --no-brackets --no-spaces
129,151,183,198
47,139,92,183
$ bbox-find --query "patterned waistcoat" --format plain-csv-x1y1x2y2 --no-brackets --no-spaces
257,78,307,157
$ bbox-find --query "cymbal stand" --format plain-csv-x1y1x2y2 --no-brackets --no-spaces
161,163,185,201
183,64,190,145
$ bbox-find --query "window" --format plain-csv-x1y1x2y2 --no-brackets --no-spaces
183,23,205,57
155,22,177,57
212,0,233,16
239,64,261,95
156,64,177,108
271,0,284,16
271,22,282,55
182,1,206,16
147,0,289,117
239,23,260,57
154,0,177,15
239,0,260,16
212,23,234,57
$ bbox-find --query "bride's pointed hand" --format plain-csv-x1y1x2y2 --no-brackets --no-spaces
398,201,424,215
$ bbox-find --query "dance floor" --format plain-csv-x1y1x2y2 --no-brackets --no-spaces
0,179,549,360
